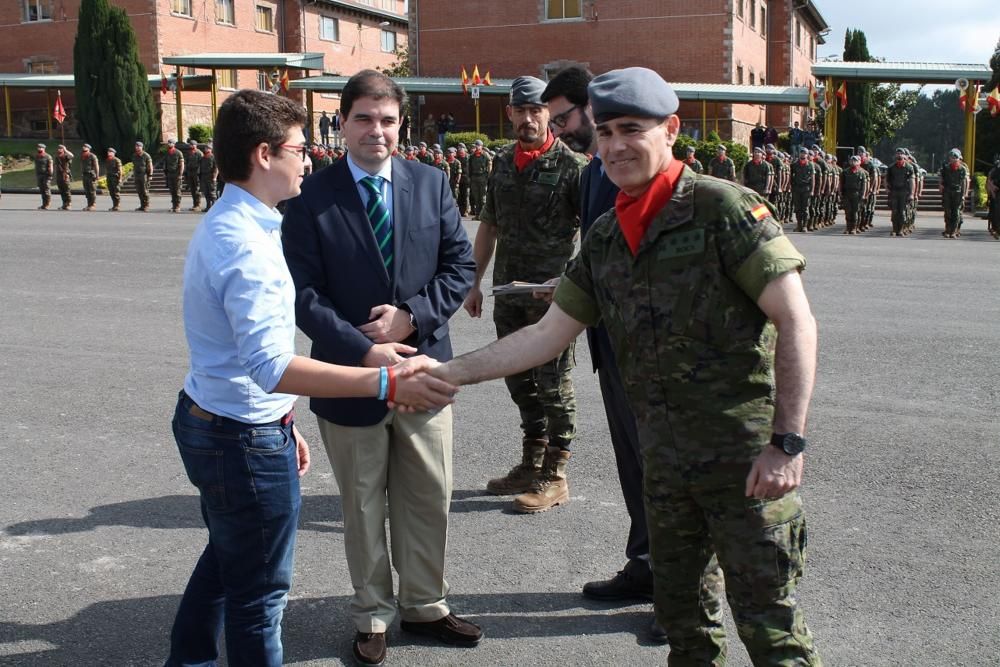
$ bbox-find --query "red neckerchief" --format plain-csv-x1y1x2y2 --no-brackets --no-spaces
514,132,555,172
615,159,685,256
473,149,482,156
447,156,456,163
851,166,859,173
685,157,696,164
168,147,176,154
896,160,905,167
950,162,960,171
434,157,443,164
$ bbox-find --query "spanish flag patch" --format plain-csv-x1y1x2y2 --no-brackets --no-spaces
750,203,771,222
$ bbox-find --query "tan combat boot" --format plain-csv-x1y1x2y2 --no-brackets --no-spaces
486,438,547,495
512,446,570,513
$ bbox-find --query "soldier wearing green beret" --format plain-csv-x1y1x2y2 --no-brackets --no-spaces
105,147,122,211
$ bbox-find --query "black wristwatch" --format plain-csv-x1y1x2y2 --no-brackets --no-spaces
770,432,806,456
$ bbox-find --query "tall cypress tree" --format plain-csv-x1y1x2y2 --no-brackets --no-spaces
74,0,160,154
838,29,874,149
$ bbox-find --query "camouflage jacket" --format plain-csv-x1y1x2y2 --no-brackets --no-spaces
457,153,470,180
939,162,969,192
199,152,217,180
417,151,435,165
105,157,123,180
742,160,772,195
133,151,153,178
553,165,805,435
708,156,735,181
164,149,185,175
467,151,492,177
81,152,100,178
683,157,704,174
885,162,914,193
34,153,53,177
480,138,586,284
446,157,461,185
184,148,202,177
433,159,450,178
55,151,74,181
841,167,868,196
789,160,815,190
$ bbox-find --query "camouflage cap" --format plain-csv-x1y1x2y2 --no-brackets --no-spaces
107,147,117,154
685,145,696,154
135,141,144,148
473,139,484,146
36,143,46,149
588,67,678,123
82,143,92,150
895,147,905,154
717,145,727,153
188,138,197,145
765,143,776,151
509,75,547,106
949,148,962,158
57,144,66,150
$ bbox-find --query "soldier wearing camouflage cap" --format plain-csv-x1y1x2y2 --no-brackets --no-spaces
54,144,74,210
105,147,123,211
184,138,203,210
464,74,587,513
164,138,185,213
34,143,53,210
939,147,969,238
467,139,492,217
433,66,821,664
80,143,100,211
132,141,153,211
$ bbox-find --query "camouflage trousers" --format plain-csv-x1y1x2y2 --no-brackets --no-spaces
470,177,488,215
792,190,811,228
83,175,97,207
185,173,201,207
843,193,862,231
494,298,576,448
107,179,121,208
943,191,964,235
166,173,183,210
641,409,821,666
201,177,217,209
136,177,151,209
888,191,909,234
56,177,71,208
458,180,470,215
36,175,51,207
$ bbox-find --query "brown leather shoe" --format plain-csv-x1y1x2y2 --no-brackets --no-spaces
401,613,483,647
352,631,386,666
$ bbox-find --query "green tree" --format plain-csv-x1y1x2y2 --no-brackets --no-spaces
883,90,963,168
838,29,874,149
73,0,160,155
378,46,410,78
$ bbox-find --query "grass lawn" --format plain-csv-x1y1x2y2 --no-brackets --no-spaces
1,139,97,190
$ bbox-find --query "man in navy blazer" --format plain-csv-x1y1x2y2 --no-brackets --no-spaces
282,70,479,666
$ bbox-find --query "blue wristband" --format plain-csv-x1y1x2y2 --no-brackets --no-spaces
377,366,389,401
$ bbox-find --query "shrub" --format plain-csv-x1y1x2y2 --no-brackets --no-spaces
96,161,133,190
444,131,489,149
974,173,987,209
672,135,749,173
188,124,213,143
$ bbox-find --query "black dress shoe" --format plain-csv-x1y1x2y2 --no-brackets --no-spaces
352,631,386,666
582,559,654,602
649,617,669,644
400,612,483,647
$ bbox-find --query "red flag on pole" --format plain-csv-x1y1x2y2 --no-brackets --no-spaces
836,81,848,111
483,71,493,86
988,87,1000,117
461,66,469,94
53,90,66,124
161,75,169,95
471,65,481,86
279,69,290,94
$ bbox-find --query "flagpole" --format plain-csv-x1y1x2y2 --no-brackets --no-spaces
46,88,53,140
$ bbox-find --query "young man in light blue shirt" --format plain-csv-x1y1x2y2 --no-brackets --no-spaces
166,89,457,667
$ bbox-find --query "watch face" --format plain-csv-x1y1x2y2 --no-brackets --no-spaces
781,433,806,455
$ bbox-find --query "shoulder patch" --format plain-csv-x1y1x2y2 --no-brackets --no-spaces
750,203,770,222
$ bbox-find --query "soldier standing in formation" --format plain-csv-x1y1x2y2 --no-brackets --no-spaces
468,139,492,219
417,141,434,165
199,141,218,210
708,144,735,181
741,146,772,197
682,145,703,173
856,146,879,232
164,138,185,213
987,155,1000,239
827,153,841,227
464,76,586,513
54,144,73,210
133,141,153,212
840,154,869,235
446,146,462,205
807,147,827,231
790,148,816,232
432,146,449,178
904,149,923,234
456,143,471,216
35,144,53,210
185,138,203,211
80,143,99,211
885,148,914,237
105,147,122,211
765,145,787,223
939,148,970,239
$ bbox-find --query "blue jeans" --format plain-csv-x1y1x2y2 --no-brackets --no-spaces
166,392,301,667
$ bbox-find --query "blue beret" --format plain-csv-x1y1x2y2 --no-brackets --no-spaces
588,67,678,123
509,76,547,106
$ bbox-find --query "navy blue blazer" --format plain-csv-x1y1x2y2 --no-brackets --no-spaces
579,157,619,372
282,156,475,427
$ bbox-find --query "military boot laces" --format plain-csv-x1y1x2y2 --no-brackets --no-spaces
512,446,570,514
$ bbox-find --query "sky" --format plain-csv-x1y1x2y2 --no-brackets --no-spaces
814,0,998,66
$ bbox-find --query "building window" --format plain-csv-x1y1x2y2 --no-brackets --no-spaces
356,0,374,5
545,0,582,21
320,16,339,41
380,29,396,52
749,0,756,29
217,68,236,89
255,5,274,32
216,0,234,24
795,20,801,48
380,0,394,9
22,0,52,22
737,65,744,84
27,60,57,73
258,70,270,90
749,71,756,86
171,0,192,16
760,6,766,36
737,0,743,19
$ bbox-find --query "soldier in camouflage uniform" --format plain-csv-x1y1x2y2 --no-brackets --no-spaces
416,141,434,165
841,154,868,234
939,148,970,239
431,146,450,179
464,76,586,513
80,143,100,211
184,138,203,211
682,145,703,173
437,67,821,666
790,148,816,232
708,144,735,181
105,147,122,211
467,139,492,218
446,146,462,204
764,144,783,221
807,148,826,230
132,141,153,212
163,138,185,213
856,146,878,231
317,146,333,171
54,144,74,210
907,150,924,235
987,155,1000,239
199,141,218,210
456,143,471,215
741,146,772,197
885,148,914,237
34,143,53,210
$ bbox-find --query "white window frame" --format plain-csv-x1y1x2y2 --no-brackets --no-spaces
380,29,396,53
255,5,274,32
171,0,193,17
22,0,52,22
216,0,235,25
217,68,237,90
319,15,340,42
543,0,583,22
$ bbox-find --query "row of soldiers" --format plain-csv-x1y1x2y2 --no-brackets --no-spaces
33,139,218,213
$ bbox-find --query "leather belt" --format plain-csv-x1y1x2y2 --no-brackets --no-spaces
185,394,294,427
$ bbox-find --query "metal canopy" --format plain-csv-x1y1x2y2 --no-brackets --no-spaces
0,73,212,90
671,83,809,105
311,0,408,25
811,61,993,84
291,75,515,95
162,52,325,70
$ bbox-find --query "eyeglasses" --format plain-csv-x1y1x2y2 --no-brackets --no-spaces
548,105,582,130
278,143,308,160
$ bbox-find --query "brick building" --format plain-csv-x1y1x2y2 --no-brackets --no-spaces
408,0,828,143
1,0,407,140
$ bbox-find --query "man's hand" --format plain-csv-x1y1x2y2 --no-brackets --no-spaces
464,285,484,318
532,277,560,304
358,304,415,343
390,370,457,412
745,447,804,500
292,424,311,478
361,342,417,367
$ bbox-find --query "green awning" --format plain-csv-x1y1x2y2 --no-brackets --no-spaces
811,61,992,84
162,52,325,71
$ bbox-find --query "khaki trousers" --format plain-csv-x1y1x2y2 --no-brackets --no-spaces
318,407,453,632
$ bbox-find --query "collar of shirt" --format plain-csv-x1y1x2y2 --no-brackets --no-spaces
216,182,283,236
346,153,393,188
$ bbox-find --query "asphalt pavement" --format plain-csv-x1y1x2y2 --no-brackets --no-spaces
1,191,998,666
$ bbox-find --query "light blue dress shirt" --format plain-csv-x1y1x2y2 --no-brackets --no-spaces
346,153,393,231
182,184,297,423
